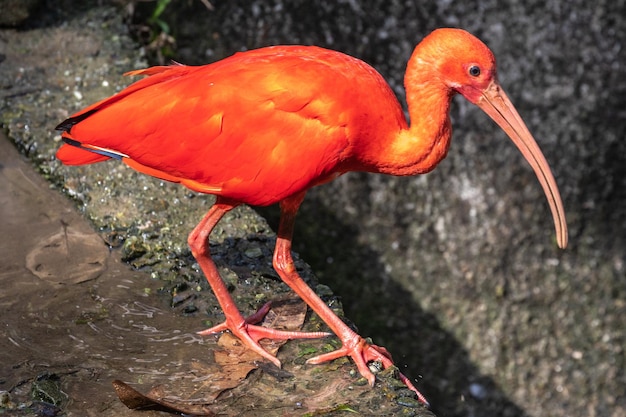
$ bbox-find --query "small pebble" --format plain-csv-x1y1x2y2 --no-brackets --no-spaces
469,382,487,400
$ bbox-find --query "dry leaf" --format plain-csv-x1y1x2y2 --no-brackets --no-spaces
113,299,309,412
112,379,216,415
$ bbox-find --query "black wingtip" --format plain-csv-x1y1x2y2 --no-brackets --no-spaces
55,108,99,132
55,119,74,132
61,137,82,147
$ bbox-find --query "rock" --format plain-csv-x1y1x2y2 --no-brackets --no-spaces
0,0,42,27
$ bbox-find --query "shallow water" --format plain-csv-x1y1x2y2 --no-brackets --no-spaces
0,134,226,416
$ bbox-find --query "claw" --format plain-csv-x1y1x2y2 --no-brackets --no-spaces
307,337,429,406
197,301,331,367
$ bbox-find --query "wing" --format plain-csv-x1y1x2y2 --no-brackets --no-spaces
56,46,406,206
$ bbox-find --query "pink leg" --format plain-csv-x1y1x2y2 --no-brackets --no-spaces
189,197,329,368
272,193,429,406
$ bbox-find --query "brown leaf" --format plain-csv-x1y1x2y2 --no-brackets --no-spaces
260,298,308,331
112,299,309,413
209,299,307,392
112,380,216,415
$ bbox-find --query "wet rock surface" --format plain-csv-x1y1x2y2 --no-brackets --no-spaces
1,1,625,417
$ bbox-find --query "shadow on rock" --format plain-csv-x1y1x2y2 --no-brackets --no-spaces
259,193,529,417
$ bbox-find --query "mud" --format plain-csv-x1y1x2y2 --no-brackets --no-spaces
1,134,204,417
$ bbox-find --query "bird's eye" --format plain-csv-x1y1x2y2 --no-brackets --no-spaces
468,65,481,77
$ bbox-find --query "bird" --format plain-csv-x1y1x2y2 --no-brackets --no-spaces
55,28,568,406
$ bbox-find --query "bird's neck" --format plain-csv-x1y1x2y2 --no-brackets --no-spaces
369,60,454,177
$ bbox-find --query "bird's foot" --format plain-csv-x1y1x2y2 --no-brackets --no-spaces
197,302,331,367
306,336,429,406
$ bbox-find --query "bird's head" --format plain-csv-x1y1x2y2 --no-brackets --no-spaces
412,28,568,249
421,28,498,103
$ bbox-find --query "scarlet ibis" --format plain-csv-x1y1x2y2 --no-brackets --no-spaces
55,28,568,405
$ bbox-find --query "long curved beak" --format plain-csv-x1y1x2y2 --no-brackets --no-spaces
475,81,568,249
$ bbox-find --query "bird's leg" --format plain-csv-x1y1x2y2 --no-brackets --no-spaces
189,197,329,368
273,193,429,406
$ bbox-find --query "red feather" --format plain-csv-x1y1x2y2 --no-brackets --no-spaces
57,46,407,205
